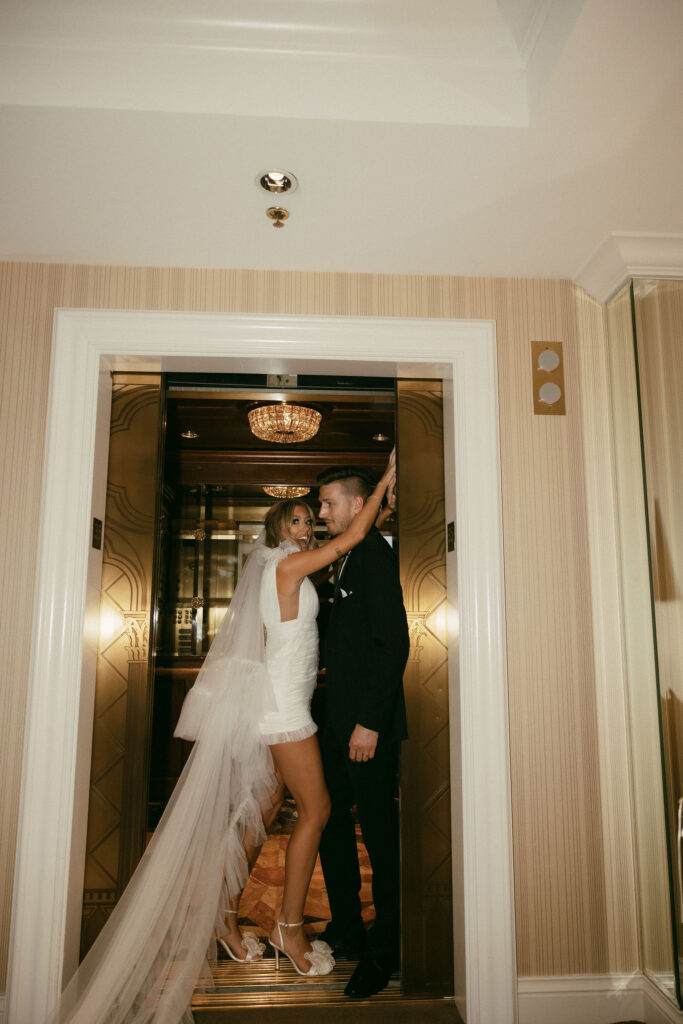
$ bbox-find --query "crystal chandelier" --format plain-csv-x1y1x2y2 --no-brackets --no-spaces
248,403,321,444
263,485,311,498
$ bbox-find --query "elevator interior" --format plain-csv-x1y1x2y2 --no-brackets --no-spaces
148,372,396,826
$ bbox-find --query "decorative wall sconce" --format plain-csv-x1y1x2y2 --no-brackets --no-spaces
248,403,322,443
531,341,565,415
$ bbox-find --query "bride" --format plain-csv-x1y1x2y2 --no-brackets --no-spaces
45,452,396,1024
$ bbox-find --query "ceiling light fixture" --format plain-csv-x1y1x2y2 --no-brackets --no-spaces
263,485,311,499
248,403,321,444
259,170,298,194
372,432,389,441
181,429,199,439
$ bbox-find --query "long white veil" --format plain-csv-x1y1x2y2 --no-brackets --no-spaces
46,537,288,1024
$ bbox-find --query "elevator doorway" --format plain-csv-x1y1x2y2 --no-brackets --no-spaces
9,309,514,1024
79,370,455,1010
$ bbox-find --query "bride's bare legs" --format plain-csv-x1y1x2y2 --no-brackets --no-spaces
220,775,286,959
219,840,264,959
268,735,331,971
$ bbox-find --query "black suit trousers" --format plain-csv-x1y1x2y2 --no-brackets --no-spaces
318,723,401,960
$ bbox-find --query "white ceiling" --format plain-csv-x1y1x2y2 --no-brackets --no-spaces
0,0,581,125
0,0,681,282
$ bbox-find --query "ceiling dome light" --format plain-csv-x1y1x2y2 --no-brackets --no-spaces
248,403,321,444
181,429,199,439
263,485,311,499
372,432,389,441
259,170,298,194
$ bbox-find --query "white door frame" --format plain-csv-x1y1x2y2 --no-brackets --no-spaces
7,310,516,1024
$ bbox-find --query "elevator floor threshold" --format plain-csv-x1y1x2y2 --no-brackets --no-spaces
192,956,462,1022
193,954,399,1004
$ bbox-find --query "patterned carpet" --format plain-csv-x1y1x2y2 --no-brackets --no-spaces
235,802,374,941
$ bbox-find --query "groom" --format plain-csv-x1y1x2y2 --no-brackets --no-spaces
317,465,409,999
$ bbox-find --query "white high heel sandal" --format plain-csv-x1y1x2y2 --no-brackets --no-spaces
218,909,266,962
269,920,335,976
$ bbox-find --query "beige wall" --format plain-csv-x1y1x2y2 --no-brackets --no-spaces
0,262,629,989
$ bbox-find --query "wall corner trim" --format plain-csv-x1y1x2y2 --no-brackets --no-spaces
574,233,683,303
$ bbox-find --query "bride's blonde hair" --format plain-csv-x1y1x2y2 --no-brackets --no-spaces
264,499,317,550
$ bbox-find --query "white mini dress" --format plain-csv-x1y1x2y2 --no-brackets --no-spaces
258,556,320,744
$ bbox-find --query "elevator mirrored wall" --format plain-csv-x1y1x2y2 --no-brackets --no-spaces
607,279,683,1007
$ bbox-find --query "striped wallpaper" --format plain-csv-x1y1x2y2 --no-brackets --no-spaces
0,262,640,990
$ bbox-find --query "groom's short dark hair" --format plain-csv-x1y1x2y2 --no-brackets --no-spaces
317,466,372,501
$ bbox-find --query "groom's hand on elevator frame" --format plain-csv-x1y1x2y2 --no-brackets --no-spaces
348,723,379,761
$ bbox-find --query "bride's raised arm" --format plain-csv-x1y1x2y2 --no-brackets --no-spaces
279,450,396,585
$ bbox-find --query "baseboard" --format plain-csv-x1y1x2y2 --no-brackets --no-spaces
519,972,683,1024
518,974,645,1024
642,975,683,1024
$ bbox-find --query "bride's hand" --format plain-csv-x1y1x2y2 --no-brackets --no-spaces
386,477,396,512
379,447,396,489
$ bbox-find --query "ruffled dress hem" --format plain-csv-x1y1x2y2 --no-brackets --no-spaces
260,721,318,745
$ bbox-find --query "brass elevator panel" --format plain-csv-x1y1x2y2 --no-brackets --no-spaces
397,380,453,997
80,379,162,956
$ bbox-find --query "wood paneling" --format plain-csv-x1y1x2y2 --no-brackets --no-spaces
166,392,395,457
0,262,615,989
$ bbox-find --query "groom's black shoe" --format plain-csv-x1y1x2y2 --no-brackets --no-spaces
344,951,397,999
319,921,366,960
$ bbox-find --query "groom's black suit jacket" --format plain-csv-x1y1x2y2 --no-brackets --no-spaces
322,528,409,743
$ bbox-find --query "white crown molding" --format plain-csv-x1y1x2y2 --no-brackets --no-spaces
6,310,515,1024
0,1,581,127
575,233,683,303
519,973,683,1024
0,42,529,126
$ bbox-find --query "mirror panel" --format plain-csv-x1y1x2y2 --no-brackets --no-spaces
606,284,679,1003
633,280,683,1000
